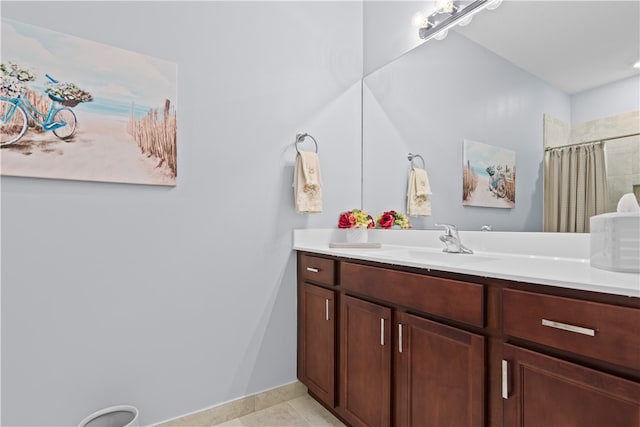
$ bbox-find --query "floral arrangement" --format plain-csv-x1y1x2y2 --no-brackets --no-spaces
0,77,24,97
376,210,411,229
338,209,375,229
0,62,36,82
45,82,93,104
0,62,36,97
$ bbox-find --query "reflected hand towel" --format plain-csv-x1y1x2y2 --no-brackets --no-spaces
407,167,431,216
294,151,323,213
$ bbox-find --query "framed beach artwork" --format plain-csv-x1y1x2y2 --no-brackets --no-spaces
462,139,516,209
0,18,177,186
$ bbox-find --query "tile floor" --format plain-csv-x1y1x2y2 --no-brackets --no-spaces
215,394,345,426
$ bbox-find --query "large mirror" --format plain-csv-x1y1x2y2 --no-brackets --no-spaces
362,1,640,232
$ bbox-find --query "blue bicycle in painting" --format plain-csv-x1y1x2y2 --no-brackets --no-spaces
0,74,77,147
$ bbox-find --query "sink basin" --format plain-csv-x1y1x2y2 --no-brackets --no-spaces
371,247,497,266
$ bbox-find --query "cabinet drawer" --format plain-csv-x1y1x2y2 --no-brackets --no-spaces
341,262,484,327
300,254,336,286
503,288,640,370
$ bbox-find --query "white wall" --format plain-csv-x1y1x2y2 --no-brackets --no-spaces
0,2,362,425
571,75,640,124
362,30,570,232
363,1,427,75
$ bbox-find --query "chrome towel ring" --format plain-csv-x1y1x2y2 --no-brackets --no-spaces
295,133,318,153
408,152,425,169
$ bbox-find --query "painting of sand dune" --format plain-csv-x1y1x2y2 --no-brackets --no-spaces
0,18,177,186
462,139,516,209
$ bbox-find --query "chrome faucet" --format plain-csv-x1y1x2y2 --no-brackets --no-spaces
436,224,474,254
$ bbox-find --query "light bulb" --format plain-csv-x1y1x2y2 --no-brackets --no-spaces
412,11,427,28
436,0,455,14
433,29,448,41
634,61,640,69
486,0,503,10
457,16,473,26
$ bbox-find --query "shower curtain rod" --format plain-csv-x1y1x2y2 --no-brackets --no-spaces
544,132,640,151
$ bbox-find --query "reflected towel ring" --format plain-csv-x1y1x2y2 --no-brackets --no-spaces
408,153,425,169
295,133,318,154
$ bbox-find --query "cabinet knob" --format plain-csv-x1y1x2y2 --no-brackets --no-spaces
325,299,330,321
381,318,385,346
398,324,403,353
306,267,319,273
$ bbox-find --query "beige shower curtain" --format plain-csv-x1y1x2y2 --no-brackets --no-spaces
543,142,608,232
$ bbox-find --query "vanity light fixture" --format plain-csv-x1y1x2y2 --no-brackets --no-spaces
486,0,502,10
433,29,449,41
634,61,640,68
416,0,501,42
456,15,474,27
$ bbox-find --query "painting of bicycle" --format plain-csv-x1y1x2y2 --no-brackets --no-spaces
462,139,516,209
0,18,177,186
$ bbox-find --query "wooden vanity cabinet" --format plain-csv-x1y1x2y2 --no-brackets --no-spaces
299,282,336,407
502,344,640,427
502,288,640,427
339,295,391,427
298,254,337,408
297,251,640,427
395,312,485,427
337,268,485,427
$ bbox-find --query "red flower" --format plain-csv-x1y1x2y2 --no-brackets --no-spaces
338,211,355,228
375,210,411,229
377,212,395,229
338,209,373,229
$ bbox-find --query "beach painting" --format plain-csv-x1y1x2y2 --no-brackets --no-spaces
462,140,515,208
0,18,177,186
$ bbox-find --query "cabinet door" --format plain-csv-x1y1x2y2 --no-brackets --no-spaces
340,295,391,427
503,344,640,427
299,283,335,406
395,312,485,427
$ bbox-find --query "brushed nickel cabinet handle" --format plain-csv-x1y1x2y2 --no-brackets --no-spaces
541,319,596,336
306,267,319,273
381,318,385,346
398,324,403,353
502,360,509,399
325,299,329,321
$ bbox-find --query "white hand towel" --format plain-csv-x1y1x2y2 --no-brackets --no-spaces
294,152,323,214
414,167,430,197
407,167,431,216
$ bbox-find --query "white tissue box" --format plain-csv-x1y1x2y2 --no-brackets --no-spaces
590,212,640,273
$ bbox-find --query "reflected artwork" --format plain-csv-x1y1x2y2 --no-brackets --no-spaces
462,139,516,209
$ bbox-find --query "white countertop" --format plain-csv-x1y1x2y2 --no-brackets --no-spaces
293,229,640,298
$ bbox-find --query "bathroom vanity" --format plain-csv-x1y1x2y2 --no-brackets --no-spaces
294,230,640,427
